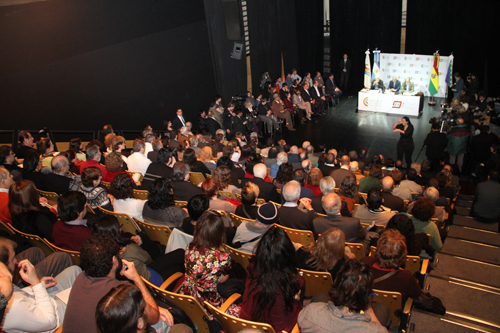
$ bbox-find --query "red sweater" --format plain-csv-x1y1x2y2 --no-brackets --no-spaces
0,192,11,224
52,220,92,251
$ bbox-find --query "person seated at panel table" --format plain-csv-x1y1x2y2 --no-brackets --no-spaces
388,76,401,93
371,75,385,92
401,77,414,93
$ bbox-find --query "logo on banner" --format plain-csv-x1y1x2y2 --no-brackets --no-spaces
426,71,428,75
393,101,402,108
415,71,419,74
399,63,401,66
416,57,420,61
392,69,396,72
404,56,407,60
421,64,424,68
382,56,385,59
404,70,406,73
388,62,391,66
363,97,369,106
410,64,414,67
393,56,397,59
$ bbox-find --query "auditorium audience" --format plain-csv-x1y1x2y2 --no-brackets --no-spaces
78,166,112,211
110,173,146,221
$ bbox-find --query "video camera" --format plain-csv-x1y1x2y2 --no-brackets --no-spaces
429,105,458,133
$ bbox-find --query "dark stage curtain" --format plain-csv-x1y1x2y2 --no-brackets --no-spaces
246,0,282,92
406,0,499,96
329,0,402,92
295,0,324,76
278,0,300,75
203,0,247,105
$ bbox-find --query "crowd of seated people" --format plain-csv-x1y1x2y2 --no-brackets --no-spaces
1,91,500,332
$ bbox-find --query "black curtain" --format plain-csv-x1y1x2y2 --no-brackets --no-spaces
329,0,401,91
246,0,282,92
203,0,247,104
406,0,499,95
295,0,324,76
0,0,217,131
278,0,300,75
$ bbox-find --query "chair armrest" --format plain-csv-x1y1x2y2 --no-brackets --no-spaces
403,297,413,314
420,259,429,275
159,272,184,290
219,293,241,312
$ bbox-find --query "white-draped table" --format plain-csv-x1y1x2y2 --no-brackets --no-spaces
358,90,423,117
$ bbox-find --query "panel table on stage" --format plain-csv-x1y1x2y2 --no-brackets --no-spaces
430,252,500,288
453,215,499,233
440,237,500,265
423,275,500,330
357,90,423,116
447,225,500,247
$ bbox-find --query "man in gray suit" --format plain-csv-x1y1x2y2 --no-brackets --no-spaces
312,193,365,242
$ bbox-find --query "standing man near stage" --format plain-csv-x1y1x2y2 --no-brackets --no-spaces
339,54,351,91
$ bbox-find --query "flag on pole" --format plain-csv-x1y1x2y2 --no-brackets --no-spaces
364,49,371,89
445,54,454,88
372,50,381,81
429,51,440,96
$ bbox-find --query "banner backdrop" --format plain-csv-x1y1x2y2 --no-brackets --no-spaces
380,53,451,98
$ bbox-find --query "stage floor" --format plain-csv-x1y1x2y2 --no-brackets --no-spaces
280,95,447,165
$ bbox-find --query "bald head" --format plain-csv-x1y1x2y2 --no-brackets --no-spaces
322,193,342,215
340,155,350,166
290,145,299,153
52,155,69,174
381,176,394,191
283,180,301,203
350,161,359,172
302,141,310,149
253,163,267,179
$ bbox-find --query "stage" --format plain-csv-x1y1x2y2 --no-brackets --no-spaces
280,95,447,165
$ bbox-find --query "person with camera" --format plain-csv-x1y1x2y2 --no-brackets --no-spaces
424,123,448,171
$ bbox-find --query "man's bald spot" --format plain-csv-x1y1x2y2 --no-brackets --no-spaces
381,176,394,191
253,163,267,178
350,161,359,171
52,155,69,173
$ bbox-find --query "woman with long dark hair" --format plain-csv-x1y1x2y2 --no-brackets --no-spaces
183,148,210,178
9,180,57,241
339,176,366,213
37,137,55,169
142,178,187,228
110,173,146,220
392,116,414,168
240,227,304,332
20,153,47,190
180,210,240,315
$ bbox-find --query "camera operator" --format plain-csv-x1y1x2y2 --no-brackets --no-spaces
424,123,448,171
447,117,471,174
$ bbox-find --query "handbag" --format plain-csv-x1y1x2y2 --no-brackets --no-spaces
413,291,446,315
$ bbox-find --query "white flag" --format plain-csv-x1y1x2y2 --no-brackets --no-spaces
364,49,371,89
372,50,381,81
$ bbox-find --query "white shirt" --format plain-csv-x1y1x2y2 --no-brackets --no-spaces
127,152,151,174
144,142,153,156
3,283,58,333
178,115,186,126
112,198,146,221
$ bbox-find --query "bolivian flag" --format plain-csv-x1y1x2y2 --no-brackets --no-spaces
429,52,439,96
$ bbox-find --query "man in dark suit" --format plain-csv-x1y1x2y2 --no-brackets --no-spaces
312,193,365,241
324,73,342,105
171,162,202,202
206,111,222,139
388,76,401,93
300,82,313,111
278,180,316,231
309,80,325,115
339,54,351,90
231,109,248,137
142,147,175,190
241,163,280,202
171,109,187,131
46,155,81,194
381,176,405,212
319,153,337,177
330,155,355,189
